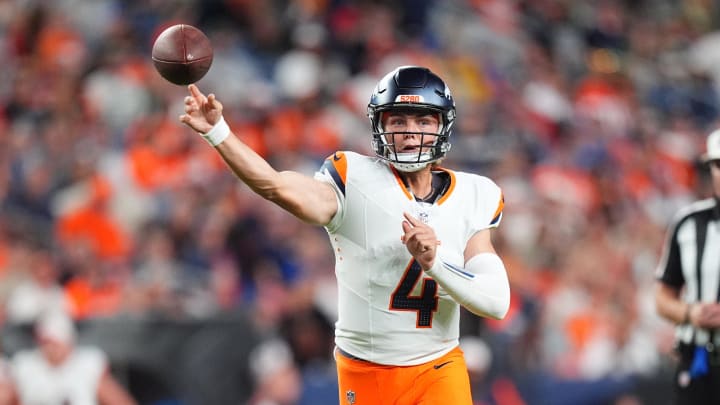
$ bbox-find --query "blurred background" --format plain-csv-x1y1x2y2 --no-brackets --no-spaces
0,0,718,404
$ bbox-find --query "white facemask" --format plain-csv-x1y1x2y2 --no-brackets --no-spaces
389,152,434,172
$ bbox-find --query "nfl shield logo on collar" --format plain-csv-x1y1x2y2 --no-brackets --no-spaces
419,211,429,223
346,390,356,404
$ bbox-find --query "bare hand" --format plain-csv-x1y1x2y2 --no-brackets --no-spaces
179,84,223,134
691,302,720,329
401,212,440,270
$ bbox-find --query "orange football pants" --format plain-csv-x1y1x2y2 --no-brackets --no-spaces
335,345,472,405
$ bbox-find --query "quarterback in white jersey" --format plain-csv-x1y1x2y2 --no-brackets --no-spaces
180,65,510,405
315,150,504,365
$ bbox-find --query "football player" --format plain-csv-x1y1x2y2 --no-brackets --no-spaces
180,65,510,405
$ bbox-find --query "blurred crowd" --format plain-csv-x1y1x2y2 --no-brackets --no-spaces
1,0,720,404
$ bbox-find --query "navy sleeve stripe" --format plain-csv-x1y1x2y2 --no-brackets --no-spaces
321,160,346,196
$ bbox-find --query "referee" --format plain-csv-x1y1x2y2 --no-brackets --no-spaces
656,128,720,405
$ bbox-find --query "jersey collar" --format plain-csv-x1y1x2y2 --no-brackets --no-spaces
390,165,456,205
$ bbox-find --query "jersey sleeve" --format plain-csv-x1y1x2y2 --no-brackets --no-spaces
655,215,686,288
469,176,504,235
314,151,348,233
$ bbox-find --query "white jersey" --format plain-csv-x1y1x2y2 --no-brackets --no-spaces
12,346,107,405
314,151,504,366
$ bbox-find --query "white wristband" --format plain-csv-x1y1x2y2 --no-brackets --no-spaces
201,117,230,147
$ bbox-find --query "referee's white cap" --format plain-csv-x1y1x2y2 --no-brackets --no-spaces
703,129,720,163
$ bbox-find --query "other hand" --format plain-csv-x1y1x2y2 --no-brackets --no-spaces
401,212,440,270
691,302,720,329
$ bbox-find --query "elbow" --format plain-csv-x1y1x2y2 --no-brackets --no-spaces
485,293,511,320
263,188,323,225
262,187,284,205
259,183,296,209
251,180,281,202
654,282,680,321
466,286,511,320
487,276,511,320
491,304,510,321
492,302,510,320
653,295,663,317
460,253,511,320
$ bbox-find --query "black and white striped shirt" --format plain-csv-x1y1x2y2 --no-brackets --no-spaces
657,197,720,345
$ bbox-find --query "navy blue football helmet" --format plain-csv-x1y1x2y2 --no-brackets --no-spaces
367,66,456,171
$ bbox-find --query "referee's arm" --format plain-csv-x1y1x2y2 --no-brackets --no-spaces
654,221,692,326
656,283,693,326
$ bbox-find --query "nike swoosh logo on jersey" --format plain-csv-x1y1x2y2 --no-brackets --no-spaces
433,361,453,370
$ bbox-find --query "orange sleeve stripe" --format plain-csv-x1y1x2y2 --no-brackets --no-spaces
321,152,348,195
332,152,348,186
490,193,505,225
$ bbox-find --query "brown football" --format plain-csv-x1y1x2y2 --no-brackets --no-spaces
151,24,213,85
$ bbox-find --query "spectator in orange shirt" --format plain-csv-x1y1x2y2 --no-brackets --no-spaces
56,174,131,261
63,260,127,320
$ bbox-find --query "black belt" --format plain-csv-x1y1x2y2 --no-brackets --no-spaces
336,347,370,362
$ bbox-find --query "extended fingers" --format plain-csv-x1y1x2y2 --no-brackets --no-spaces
208,93,223,113
401,224,421,244
188,84,205,100
402,225,437,251
184,96,197,113
403,212,426,227
185,86,223,114
401,212,440,245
